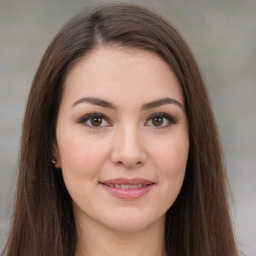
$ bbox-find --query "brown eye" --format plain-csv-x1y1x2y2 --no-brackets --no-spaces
152,117,163,126
91,117,103,126
79,113,111,129
145,113,177,128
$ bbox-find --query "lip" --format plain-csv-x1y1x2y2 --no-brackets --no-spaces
100,178,155,199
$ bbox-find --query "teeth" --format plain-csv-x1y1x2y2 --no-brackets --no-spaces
107,184,148,189
120,184,129,189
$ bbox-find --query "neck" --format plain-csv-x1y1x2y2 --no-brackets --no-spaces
75,215,167,256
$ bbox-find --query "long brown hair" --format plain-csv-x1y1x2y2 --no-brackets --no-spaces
2,3,238,256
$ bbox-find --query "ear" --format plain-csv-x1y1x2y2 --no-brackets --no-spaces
52,142,61,168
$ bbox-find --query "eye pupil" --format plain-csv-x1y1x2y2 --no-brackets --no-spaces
91,117,102,126
152,117,163,126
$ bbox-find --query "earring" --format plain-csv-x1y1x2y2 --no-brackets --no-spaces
52,159,58,168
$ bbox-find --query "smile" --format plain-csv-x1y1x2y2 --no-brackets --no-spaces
102,184,148,189
100,178,154,199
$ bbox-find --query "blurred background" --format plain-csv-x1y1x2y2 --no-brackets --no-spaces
0,0,255,254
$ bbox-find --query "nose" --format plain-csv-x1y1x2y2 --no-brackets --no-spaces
110,125,147,168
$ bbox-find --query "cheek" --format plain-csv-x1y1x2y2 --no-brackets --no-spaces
140,135,189,218
151,135,189,200
57,134,110,180
154,137,189,175
57,136,111,206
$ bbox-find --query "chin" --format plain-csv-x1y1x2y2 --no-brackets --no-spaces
101,210,166,234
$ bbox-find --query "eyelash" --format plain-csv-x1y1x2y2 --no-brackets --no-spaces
145,113,177,128
78,113,111,129
78,112,177,129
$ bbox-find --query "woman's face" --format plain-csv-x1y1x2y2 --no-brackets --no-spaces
54,47,189,233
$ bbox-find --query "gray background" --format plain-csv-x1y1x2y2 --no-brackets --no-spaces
0,0,255,255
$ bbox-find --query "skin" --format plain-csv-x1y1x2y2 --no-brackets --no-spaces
54,46,189,256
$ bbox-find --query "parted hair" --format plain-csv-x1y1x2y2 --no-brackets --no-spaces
2,3,238,256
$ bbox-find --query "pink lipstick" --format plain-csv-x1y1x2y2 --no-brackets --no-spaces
100,178,154,199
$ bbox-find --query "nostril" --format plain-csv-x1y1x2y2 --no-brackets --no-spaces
115,160,143,168
110,142,148,168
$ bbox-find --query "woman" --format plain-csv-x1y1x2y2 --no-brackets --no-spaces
2,3,239,256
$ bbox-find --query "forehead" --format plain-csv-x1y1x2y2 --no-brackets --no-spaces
62,46,184,107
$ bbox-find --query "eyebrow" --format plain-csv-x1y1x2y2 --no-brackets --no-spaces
72,97,184,111
142,97,184,111
72,97,118,109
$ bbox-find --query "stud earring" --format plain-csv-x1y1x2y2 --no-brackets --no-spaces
52,159,58,168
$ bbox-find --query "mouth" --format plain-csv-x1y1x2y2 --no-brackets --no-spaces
99,178,154,199
100,183,150,189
